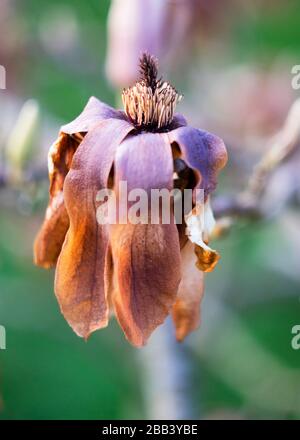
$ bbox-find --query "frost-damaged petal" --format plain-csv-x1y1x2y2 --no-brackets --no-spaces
55,118,133,339
35,96,130,268
109,132,181,347
34,132,79,267
168,126,227,198
172,241,204,341
185,199,220,272
61,96,127,134
34,192,69,268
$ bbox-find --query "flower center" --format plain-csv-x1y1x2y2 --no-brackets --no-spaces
122,53,182,130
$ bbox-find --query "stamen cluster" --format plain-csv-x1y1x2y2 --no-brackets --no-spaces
122,54,182,129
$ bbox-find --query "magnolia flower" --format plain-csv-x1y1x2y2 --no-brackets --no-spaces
106,0,223,87
34,54,227,347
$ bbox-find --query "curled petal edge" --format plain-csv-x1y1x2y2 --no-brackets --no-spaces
185,199,220,273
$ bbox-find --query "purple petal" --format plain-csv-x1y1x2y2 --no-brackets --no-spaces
169,113,188,130
61,96,128,134
168,126,228,198
115,132,174,192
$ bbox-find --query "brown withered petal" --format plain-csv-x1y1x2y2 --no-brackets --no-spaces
51,98,125,199
34,98,124,268
194,243,220,272
48,133,79,198
34,192,69,268
172,241,205,341
109,133,182,346
55,118,133,339
168,126,228,198
34,132,78,268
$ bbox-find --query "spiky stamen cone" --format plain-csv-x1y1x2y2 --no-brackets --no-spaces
122,53,182,130
139,53,158,92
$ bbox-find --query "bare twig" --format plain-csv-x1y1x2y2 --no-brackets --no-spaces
247,98,300,199
213,98,300,228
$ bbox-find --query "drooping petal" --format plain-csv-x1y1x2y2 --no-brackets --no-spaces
34,132,79,267
172,241,205,341
55,118,133,339
110,223,181,347
34,97,129,268
61,96,127,134
185,199,220,272
109,132,182,346
34,192,69,268
48,133,79,197
168,126,228,198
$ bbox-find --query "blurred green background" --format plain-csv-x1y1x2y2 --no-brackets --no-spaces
0,0,300,420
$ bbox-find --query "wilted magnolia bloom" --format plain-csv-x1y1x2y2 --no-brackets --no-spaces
34,54,227,347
